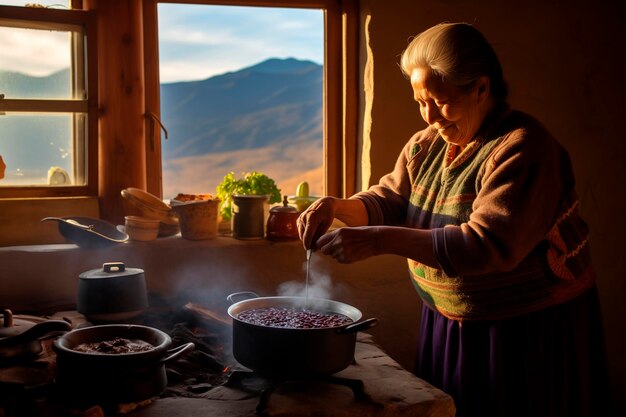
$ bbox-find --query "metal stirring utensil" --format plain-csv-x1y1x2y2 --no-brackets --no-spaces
305,249,312,306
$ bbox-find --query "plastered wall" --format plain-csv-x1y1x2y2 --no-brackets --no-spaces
0,239,416,373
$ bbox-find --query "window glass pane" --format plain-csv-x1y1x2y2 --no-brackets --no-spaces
0,6,89,192
158,4,323,202
0,1,69,7
0,26,72,99
0,112,83,186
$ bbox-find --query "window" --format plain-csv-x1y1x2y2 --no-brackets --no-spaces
0,0,357,245
157,4,324,199
0,4,98,198
144,0,358,200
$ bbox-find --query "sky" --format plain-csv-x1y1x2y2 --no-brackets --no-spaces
158,4,323,83
0,1,324,83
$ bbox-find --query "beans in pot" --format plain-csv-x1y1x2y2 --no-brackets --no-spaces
237,307,353,329
72,337,154,354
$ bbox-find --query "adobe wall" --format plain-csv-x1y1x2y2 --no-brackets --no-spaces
361,1,625,415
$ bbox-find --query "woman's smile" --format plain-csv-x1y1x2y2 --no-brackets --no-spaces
410,67,491,148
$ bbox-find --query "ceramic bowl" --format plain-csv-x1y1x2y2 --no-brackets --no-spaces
287,195,320,212
124,216,160,242
121,188,178,225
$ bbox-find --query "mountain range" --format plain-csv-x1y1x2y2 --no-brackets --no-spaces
0,69,70,98
0,58,324,196
161,58,322,157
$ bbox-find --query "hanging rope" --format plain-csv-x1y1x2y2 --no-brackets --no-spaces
144,112,168,151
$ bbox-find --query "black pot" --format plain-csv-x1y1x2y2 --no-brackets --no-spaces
0,309,71,363
227,292,378,378
77,262,149,323
53,324,194,407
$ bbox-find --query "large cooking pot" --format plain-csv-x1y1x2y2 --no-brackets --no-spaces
227,292,378,378
0,309,71,362
53,324,194,407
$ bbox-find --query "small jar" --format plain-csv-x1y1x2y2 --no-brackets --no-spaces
232,195,269,240
266,196,300,241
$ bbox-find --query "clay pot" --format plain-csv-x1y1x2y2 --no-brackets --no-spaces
266,196,300,241
170,199,220,240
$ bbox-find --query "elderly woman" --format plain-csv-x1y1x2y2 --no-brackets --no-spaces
298,22,609,417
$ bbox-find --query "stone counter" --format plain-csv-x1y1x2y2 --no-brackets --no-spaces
128,334,456,417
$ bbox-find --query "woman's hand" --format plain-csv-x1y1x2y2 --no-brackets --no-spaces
316,226,380,263
315,224,439,267
297,196,338,250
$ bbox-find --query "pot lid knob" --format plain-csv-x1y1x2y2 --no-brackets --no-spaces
3,309,13,328
103,262,126,273
0,309,35,338
270,196,299,213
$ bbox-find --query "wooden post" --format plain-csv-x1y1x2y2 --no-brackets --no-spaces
142,0,164,199
84,0,146,224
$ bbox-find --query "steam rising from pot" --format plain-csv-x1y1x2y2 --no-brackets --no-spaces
277,274,332,300
276,254,346,302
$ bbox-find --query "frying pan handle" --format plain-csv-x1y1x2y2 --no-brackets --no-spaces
160,342,195,364
227,291,260,304
337,318,379,334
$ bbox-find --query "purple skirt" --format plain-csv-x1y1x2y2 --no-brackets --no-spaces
415,285,610,417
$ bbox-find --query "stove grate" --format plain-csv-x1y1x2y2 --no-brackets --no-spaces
223,369,379,415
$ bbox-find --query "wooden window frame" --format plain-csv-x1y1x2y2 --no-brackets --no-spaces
0,5,98,199
142,0,358,199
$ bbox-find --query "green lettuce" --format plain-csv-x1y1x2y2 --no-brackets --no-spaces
216,171,282,222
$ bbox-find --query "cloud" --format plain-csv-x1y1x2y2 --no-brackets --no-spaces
1,3,322,82
156,4,322,83
159,60,235,84
159,28,234,46
0,27,70,76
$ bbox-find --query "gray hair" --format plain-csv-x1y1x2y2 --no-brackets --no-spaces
400,22,508,102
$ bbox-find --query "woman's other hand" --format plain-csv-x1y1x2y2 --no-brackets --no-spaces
316,226,380,263
317,224,439,267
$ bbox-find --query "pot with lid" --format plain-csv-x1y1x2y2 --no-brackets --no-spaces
0,309,71,362
77,262,149,323
266,195,300,241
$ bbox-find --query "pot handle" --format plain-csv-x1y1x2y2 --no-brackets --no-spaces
0,320,72,347
227,291,260,304
337,318,379,334
160,342,195,364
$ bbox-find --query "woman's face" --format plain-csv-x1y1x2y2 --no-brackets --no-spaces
410,67,488,148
